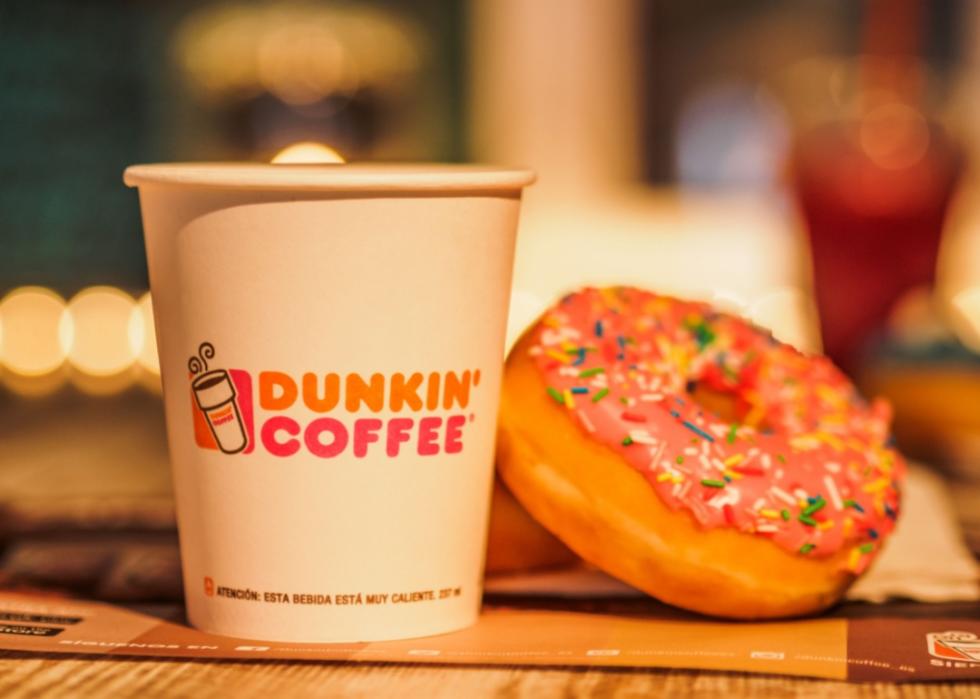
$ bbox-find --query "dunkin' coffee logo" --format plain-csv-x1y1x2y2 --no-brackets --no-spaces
927,631,980,667
189,343,252,455
188,342,480,459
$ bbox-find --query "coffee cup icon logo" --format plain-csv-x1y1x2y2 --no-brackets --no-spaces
189,343,248,454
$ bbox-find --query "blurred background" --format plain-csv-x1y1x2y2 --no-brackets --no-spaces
1,0,980,599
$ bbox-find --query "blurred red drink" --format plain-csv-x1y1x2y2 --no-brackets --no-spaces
792,111,962,373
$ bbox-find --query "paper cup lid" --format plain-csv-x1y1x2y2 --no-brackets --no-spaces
123,163,536,193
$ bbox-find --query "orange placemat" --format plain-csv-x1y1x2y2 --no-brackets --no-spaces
0,591,976,682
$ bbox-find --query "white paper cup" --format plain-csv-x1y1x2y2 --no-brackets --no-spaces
124,163,534,642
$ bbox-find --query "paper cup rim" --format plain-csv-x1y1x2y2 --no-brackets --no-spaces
123,162,536,193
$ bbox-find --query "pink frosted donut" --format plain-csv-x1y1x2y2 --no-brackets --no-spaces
497,286,905,618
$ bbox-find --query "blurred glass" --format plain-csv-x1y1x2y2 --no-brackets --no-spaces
790,55,963,373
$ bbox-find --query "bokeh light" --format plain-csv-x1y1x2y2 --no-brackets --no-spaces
948,286,980,354
0,287,69,376
174,4,420,103
129,291,160,376
748,286,822,354
271,141,346,164
257,23,354,106
859,101,930,171
65,287,137,376
709,288,750,315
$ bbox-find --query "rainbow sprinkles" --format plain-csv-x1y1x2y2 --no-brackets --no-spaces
528,287,904,574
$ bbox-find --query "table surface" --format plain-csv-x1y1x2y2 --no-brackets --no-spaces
0,652,978,698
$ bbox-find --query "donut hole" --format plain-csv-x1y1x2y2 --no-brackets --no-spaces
686,380,772,432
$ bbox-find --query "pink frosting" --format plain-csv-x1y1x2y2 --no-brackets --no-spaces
527,288,904,573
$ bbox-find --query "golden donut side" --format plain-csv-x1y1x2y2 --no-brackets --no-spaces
485,478,578,573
